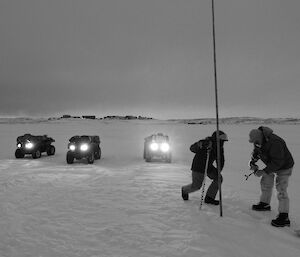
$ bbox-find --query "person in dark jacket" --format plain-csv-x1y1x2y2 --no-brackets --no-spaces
181,130,228,205
248,126,294,227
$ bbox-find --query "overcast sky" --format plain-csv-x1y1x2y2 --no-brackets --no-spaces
1,0,300,119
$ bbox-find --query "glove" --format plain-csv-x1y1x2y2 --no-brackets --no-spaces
202,138,212,150
206,140,213,150
249,161,258,172
250,149,260,164
254,169,264,177
252,147,261,158
197,139,212,150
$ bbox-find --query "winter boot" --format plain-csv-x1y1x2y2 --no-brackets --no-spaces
252,202,271,211
271,213,290,227
204,196,219,205
181,188,189,201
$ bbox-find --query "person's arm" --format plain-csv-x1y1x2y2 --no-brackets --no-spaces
263,141,285,173
190,141,200,153
190,138,211,153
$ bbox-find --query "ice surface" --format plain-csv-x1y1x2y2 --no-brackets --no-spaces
0,119,299,257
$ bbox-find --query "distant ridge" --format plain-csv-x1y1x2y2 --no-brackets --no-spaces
169,117,300,125
0,116,300,125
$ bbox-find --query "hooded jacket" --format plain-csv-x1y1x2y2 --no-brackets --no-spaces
253,126,294,174
190,137,225,173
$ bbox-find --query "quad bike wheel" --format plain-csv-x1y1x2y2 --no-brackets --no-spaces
87,153,95,164
47,145,55,156
95,148,101,160
15,149,25,158
66,151,74,164
32,150,41,159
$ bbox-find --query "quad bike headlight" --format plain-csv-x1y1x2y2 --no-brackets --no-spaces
160,142,170,152
25,142,34,149
69,144,76,151
150,142,159,151
17,143,22,148
80,143,89,151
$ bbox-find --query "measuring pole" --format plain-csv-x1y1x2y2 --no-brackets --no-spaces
211,0,223,217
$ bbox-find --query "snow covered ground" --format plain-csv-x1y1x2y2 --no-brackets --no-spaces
0,119,299,257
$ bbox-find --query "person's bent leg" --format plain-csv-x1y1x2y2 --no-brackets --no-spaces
205,168,222,205
271,169,292,227
252,173,274,211
206,171,222,198
182,171,205,193
276,169,292,213
260,173,275,204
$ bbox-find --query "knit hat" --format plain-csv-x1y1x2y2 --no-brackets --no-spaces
249,129,263,143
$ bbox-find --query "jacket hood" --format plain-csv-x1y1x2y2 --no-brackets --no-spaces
258,126,273,140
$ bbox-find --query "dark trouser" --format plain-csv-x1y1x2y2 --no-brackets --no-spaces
182,168,223,199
